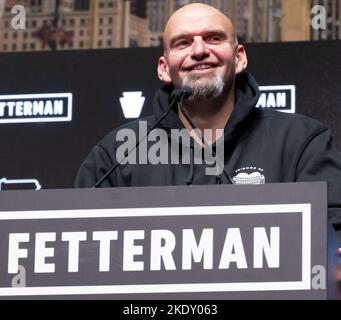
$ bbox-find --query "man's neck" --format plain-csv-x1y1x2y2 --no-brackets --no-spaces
178,88,235,144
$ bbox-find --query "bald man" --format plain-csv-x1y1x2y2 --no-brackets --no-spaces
75,4,341,246
158,3,247,143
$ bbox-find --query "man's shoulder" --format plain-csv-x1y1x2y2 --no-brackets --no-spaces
255,108,328,132
96,115,155,148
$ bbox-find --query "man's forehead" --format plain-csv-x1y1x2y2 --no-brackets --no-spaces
164,5,234,47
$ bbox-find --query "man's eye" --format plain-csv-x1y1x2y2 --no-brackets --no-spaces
206,35,223,43
174,40,191,49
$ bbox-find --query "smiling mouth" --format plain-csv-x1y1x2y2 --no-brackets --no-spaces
187,64,216,71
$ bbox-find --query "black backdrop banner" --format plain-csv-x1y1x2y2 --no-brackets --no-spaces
0,41,340,190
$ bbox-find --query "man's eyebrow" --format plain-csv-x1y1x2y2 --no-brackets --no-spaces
169,30,229,46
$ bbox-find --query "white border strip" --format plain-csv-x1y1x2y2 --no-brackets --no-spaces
0,93,73,123
0,204,311,296
0,281,310,297
0,204,308,219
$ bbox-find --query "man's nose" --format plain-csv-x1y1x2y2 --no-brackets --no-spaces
191,37,210,60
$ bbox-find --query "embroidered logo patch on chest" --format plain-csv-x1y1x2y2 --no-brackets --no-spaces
232,167,265,185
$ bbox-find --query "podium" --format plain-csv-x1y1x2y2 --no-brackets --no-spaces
0,182,338,299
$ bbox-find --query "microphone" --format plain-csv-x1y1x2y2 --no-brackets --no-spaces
92,87,193,188
172,86,192,102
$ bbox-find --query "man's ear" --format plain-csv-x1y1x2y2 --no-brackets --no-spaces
157,56,172,84
235,44,248,74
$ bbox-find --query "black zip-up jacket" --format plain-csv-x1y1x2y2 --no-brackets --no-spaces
75,73,341,241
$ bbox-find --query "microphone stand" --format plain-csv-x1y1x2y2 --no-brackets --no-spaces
179,105,235,185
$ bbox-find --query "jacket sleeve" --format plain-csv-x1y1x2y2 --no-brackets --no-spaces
74,144,114,188
295,128,341,244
